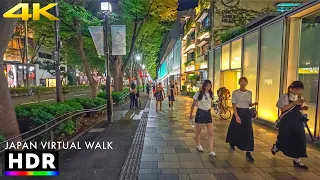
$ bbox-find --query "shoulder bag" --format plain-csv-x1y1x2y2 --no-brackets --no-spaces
275,105,296,128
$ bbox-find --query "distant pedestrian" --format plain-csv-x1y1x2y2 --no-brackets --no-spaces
146,83,150,95
189,80,216,157
152,83,156,94
129,82,136,109
175,83,179,97
155,83,165,112
226,77,258,162
272,81,309,169
167,80,175,111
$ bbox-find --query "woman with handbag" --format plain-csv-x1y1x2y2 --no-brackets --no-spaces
226,77,258,161
155,83,165,112
272,81,309,169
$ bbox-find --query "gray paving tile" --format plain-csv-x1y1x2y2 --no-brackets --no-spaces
158,174,179,180
138,174,158,180
178,174,191,180
213,173,238,180
139,169,153,174
196,168,210,174
178,153,202,162
179,168,197,174
157,148,176,154
189,174,217,180
175,148,191,153
161,168,179,174
180,162,204,168
158,162,181,169
141,154,163,161
140,162,158,169
164,154,180,161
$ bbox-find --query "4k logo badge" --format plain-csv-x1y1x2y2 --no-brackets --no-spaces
3,3,58,21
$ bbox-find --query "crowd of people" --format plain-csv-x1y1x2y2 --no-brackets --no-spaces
149,78,309,170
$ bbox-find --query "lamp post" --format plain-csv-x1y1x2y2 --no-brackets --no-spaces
142,64,145,92
101,2,112,122
135,55,141,94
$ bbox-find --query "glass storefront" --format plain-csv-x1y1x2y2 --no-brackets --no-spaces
213,48,221,96
243,31,259,102
258,20,284,121
208,51,214,82
230,38,242,69
221,44,230,70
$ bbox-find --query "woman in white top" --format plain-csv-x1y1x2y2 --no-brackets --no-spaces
272,81,309,169
189,80,216,157
226,77,258,162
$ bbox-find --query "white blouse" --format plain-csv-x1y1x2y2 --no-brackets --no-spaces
231,89,252,108
276,93,300,108
193,91,212,111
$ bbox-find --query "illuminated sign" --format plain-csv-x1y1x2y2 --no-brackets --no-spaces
276,3,302,12
298,67,319,74
3,3,58,21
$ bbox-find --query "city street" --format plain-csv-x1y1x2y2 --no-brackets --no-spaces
136,96,320,180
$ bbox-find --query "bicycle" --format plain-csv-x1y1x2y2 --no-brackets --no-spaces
212,97,232,120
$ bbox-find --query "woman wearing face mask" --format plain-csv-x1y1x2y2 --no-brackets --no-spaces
226,77,258,161
189,80,216,157
272,81,309,169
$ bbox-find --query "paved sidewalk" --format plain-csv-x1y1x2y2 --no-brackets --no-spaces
138,96,320,180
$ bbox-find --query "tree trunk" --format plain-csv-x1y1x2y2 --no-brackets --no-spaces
73,18,98,97
113,56,123,92
0,0,21,138
136,69,142,88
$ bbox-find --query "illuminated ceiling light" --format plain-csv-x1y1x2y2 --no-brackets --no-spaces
306,62,310,65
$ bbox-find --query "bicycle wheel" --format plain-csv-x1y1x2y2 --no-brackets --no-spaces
220,108,231,120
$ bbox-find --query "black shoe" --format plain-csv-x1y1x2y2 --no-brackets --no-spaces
293,160,308,170
246,152,254,162
271,144,279,155
230,144,235,150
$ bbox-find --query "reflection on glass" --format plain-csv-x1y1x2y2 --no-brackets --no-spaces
221,44,230,70
258,20,284,121
208,51,214,82
243,31,259,102
230,38,242,69
297,12,320,133
214,48,221,95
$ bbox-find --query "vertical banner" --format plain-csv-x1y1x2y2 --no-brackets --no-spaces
111,25,126,55
88,26,104,56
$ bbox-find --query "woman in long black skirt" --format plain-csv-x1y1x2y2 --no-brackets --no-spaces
189,80,216,157
226,77,258,161
271,81,309,169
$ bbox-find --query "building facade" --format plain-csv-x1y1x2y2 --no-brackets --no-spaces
208,0,320,137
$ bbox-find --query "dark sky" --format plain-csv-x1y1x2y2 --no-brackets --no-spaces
178,0,199,11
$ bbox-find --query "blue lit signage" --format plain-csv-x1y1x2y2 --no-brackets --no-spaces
276,2,302,12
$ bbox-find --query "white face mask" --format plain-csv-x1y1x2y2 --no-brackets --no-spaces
289,92,299,101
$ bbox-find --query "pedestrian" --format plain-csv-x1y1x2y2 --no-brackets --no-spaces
129,82,136,109
155,83,165,112
152,83,156,94
175,82,179,97
271,81,309,169
189,80,216,157
146,83,150,95
167,80,175,111
226,77,258,161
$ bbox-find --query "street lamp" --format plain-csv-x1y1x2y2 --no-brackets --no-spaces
101,1,112,122
142,64,145,92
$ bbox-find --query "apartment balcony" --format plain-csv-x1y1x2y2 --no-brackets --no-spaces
183,20,196,40
195,9,209,22
184,39,196,53
184,59,195,72
197,27,210,47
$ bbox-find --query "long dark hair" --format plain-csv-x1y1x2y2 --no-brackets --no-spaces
287,81,304,98
131,82,136,90
198,80,213,101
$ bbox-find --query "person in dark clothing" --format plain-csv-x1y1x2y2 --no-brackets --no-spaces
272,81,309,169
130,82,136,109
146,83,150,95
226,77,258,162
167,80,176,110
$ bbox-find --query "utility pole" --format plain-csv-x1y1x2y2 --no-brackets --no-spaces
54,0,63,102
24,20,29,87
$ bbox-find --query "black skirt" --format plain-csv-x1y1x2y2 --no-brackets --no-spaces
276,106,307,158
195,108,212,124
226,108,254,151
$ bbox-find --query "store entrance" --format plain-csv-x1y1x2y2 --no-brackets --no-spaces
220,70,241,106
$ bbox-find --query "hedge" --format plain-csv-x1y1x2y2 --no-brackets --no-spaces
98,91,128,104
15,97,106,135
10,85,90,97
0,134,4,143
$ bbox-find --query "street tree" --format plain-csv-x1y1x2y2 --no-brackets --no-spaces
0,0,22,138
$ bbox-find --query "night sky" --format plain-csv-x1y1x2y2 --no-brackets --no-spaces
178,0,199,11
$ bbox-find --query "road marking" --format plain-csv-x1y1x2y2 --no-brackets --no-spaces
20,99,55,105
41,99,55,102
74,94,87,97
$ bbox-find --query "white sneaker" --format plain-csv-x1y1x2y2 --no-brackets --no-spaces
209,151,217,157
196,145,203,152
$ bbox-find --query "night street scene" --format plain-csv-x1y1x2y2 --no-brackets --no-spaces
1,0,320,180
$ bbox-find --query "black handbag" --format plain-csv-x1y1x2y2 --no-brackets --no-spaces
250,107,257,118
